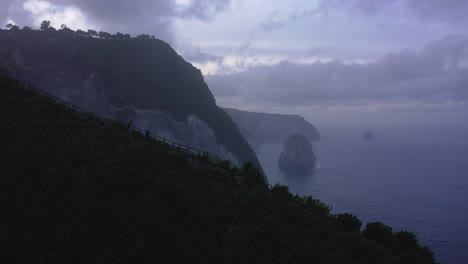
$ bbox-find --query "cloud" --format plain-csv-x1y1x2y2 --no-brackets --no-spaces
180,45,224,63
319,0,468,25
177,0,231,20
206,35,468,110
0,0,231,43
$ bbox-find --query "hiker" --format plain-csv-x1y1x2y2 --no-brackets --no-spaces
127,120,133,131
145,129,151,140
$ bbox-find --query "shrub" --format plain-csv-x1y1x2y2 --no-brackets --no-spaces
393,231,419,250
335,213,362,232
363,222,393,245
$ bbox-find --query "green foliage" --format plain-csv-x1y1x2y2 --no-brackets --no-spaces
335,213,362,232
217,159,232,169
40,20,51,30
242,162,265,186
98,30,111,39
6,23,18,31
137,34,151,39
87,29,98,37
363,222,394,244
393,231,419,250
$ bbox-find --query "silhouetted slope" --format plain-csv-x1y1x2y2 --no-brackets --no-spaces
0,54,435,264
0,29,259,168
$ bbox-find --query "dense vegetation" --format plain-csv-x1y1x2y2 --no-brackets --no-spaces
0,69,436,263
0,22,261,170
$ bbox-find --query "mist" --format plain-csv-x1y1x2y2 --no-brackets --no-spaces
1,1,467,263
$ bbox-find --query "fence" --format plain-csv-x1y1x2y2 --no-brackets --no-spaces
0,67,211,159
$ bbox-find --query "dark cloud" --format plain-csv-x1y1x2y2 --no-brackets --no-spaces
180,46,223,63
319,0,468,24
206,35,468,108
239,9,313,52
177,0,231,20
0,0,231,43
257,9,311,33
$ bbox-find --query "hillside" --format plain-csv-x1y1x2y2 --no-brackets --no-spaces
0,69,436,263
224,108,320,148
0,28,259,168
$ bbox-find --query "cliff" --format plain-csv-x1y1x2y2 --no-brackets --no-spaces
224,108,320,148
0,70,436,263
0,29,259,168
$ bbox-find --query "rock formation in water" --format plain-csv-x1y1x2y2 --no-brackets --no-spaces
363,130,375,140
278,134,316,173
224,108,320,149
0,28,260,168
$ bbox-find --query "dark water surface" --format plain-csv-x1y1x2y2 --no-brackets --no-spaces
256,127,468,264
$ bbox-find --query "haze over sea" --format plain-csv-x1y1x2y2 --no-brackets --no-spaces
256,125,468,264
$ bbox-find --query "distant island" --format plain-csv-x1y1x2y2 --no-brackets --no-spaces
363,130,375,140
224,108,320,149
279,134,317,173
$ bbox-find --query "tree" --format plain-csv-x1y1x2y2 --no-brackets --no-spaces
393,231,419,250
40,20,51,31
363,222,393,245
59,24,74,34
87,29,98,37
335,213,362,233
137,34,150,40
75,29,87,37
22,26,33,31
98,31,111,39
112,32,125,39
6,23,19,31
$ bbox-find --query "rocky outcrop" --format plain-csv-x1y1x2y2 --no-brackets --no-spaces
0,29,259,168
224,108,320,149
278,134,316,173
362,130,375,140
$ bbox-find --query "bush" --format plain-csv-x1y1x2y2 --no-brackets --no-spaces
363,222,393,245
393,231,419,250
335,213,362,232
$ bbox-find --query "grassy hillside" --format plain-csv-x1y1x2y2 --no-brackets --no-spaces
0,72,435,263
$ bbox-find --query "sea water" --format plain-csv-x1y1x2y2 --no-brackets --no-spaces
256,126,468,264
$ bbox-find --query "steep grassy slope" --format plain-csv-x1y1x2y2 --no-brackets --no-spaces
0,72,435,263
0,29,259,168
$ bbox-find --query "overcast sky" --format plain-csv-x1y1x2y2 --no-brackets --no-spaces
2,0,467,128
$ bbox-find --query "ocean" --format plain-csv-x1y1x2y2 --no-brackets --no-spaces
256,126,468,264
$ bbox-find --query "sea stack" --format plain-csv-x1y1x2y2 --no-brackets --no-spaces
362,130,375,140
278,134,316,173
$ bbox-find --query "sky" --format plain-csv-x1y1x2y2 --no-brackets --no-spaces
1,0,468,129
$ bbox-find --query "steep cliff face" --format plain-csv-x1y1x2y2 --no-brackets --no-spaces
224,108,320,148
0,29,258,167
